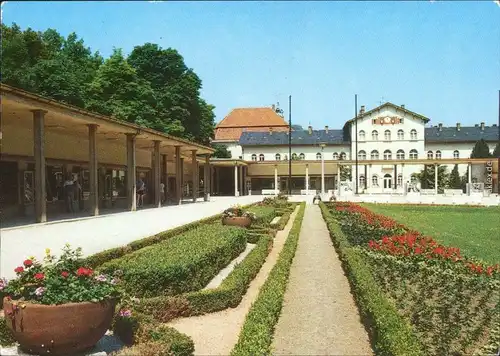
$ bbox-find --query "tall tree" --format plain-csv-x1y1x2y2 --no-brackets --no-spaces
212,144,231,158
448,164,461,189
470,139,491,158
492,141,500,158
416,165,449,192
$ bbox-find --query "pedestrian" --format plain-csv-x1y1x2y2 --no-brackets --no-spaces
73,176,83,211
160,181,165,204
63,174,75,213
136,178,145,207
312,190,322,205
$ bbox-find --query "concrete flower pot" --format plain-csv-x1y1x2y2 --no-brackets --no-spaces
3,297,116,355
222,216,252,228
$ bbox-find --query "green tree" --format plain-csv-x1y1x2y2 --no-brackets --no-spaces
212,144,231,158
340,166,352,181
470,139,491,158
448,164,461,189
416,165,449,192
492,141,500,158
460,166,469,192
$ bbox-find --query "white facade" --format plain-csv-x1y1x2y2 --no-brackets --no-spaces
242,145,350,162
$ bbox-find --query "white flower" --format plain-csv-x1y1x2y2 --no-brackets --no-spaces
95,274,107,282
35,287,45,296
0,278,8,291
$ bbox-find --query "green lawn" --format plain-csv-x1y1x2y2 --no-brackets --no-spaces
361,204,500,265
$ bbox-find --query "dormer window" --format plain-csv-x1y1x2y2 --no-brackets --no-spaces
251,154,257,161
275,153,281,161
333,152,339,160
299,153,305,160
259,154,265,161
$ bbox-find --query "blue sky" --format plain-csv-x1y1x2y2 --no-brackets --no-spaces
3,1,499,129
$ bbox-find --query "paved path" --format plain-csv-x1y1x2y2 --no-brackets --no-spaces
166,206,299,355
1,196,262,280
272,204,372,355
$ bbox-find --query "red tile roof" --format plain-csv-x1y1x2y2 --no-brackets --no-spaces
214,107,289,141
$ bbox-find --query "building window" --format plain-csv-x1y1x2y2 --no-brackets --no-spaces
396,149,405,160
316,152,322,160
383,174,392,189
358,150,366,160
372,130,379,141
275,153,281,161
383,150,392,160
259,154,265,161
340,152,347,160
291,153,298,160
397,174,403,187
283,154,288,161
427,151,433,159
333,152,339,160
359,130,365,141
409,149,418,159
410,129,417,140
436,150,442,159
251,154,257,161
397,129,404,140
360,175,366,187
371,150,379,160
372,175,379,187
453,150,459,159
299,153,305,160
384,130,391,141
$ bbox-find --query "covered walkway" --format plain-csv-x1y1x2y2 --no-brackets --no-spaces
0,195,263,280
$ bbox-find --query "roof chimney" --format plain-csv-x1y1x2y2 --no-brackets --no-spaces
308,125,313,135
438,123,443,131
272,104,276,111
325,125,329,133
456,123,461,131
359,105,365,115
269,127,273,135
480,122,485,131
401,104,405,109
475,124,479,127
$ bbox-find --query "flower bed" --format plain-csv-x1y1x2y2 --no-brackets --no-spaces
324,201,500,355
230,203,305,356
99,224,247,297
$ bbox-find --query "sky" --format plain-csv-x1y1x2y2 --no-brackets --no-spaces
2,1,500,130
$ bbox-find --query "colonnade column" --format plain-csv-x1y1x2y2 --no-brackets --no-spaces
401,164,404,192
33,110,47,223
274,165,279,195
88,124,99,216
175,146,182,205
162,154,168,203
239,166,244,196
191,150,198,202
234,164,239,197
305,164,309,195
126,133,137,211
153,141,161,207
367,164,371,190
393,164,398,191
337,164,341,196
204,154,210,201
434,163,439,194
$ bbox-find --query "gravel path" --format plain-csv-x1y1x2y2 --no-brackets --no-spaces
272,204,373,355
166,206,299,356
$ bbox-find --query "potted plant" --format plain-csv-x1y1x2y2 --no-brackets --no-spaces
222,205,257,227
1,244,121,355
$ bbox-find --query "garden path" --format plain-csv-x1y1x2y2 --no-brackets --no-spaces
165,206,299,355
271,204,373,355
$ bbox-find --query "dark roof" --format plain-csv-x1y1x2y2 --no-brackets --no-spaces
239,130,348,146
425,126,499,142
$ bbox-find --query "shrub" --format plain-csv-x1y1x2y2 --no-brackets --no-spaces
248,206,277,226
100,225,247,297
0,317,15,346
319,203,423,356
231,203,305,356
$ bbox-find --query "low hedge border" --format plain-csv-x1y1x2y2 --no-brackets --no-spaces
0,316,15,346
319,202,423,356
230,202,305,356
84,202,260,268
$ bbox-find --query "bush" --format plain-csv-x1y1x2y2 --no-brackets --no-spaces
319,202,423,356
100,224,247,297
248,206,277,226
231,203,305,356
0,317,15,346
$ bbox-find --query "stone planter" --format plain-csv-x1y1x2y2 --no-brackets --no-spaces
3,297,116,355
222,216,252,228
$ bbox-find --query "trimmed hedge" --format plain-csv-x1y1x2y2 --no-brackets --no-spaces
319,202,423,356
230,203,305,356
248,206,277,226
0,317,15,346
84,202,260,268
100,224,247,297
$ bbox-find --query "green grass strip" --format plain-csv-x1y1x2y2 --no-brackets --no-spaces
230,202,305,356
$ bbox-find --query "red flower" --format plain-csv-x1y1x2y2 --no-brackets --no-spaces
76,267,93,277
34,273,45,280
61,271,69,278
14,266,24,274
23,259,33,267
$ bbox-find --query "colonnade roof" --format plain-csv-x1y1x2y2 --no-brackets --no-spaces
1,84,214,157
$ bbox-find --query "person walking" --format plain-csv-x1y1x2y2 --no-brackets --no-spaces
63,174,75,213
136,178,146,208
160,181,166,204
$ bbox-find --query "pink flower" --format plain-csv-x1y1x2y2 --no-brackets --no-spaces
119,309,132,317
35,287,45,296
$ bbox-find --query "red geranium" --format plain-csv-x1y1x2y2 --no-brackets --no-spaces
34,273,45,280
23,259,33,267
14,266,24,274
76,267,93,277
61,271,69,278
